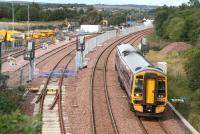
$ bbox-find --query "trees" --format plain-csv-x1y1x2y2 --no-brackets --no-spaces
154,4,200,44
110,12,126,26
166,17,186,41
15,7,28,21
154,6,173,37
80,8,101,25
188,0,200,6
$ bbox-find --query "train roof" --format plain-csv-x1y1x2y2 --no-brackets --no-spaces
116,44,164,74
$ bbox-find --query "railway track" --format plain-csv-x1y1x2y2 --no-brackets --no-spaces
90,29,153,134
4,34,96,74
1,40,54,63
2,34,96,64
136,117,170,134
36,49,75,134
35,33,98,134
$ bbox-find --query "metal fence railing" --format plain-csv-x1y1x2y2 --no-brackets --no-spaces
83,30,117,57
83,23,153,57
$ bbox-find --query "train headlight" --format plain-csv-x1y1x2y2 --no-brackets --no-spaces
134,93,142,97
158,94,164,98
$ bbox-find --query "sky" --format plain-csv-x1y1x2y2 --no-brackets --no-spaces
2,0,190,6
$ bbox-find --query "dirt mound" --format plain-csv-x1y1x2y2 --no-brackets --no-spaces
160,42,192,54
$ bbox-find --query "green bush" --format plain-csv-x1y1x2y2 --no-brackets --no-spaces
0,86,42,133
0,110,41,134
0,73,9,89
0,88,24,114
184,46,200,90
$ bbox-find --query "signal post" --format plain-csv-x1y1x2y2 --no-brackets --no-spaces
75,35,85,72
24,41,35,81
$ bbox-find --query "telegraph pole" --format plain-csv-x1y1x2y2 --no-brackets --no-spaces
24,3,35,81
0,41,2,73
28,4,35,81
12,2,14,31
28,4,30,37
12,2,15,48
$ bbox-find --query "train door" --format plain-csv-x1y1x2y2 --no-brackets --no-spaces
146,79,155,104
144,74,157,104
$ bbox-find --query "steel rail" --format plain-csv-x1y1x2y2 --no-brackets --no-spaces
57,56,74,134
158,119,171,134
103,30,153,134
36,34,96,103
37,34,97,134
90,29,153,134
36,49,74,104
2,34,96,63
38,50,75,134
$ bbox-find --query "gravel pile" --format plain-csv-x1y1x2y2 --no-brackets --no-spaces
160,42,192,54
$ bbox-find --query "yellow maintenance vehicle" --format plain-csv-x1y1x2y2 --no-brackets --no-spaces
0,30,24,47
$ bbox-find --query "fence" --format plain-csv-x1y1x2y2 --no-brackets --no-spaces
83,30,117,57
83,23,153,57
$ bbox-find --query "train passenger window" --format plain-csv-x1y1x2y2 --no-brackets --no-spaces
158,81,165,94
135,79,143,92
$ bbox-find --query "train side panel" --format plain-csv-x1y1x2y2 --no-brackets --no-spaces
115,49,133,98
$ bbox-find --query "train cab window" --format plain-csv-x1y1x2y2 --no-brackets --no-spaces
135,67,142,71
135,79,143,92
122,50,130,56
157,81,165,97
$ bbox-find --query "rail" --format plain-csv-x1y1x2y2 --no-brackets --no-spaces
90,29,153,134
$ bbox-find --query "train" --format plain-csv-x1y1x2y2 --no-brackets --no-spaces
115,43,167,117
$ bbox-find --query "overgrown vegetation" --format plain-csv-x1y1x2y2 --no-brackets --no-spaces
147,32,171,50
0,79,41,133
152,0,200,130
147,35,200,132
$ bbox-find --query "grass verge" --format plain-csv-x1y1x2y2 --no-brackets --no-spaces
146,33,200,132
